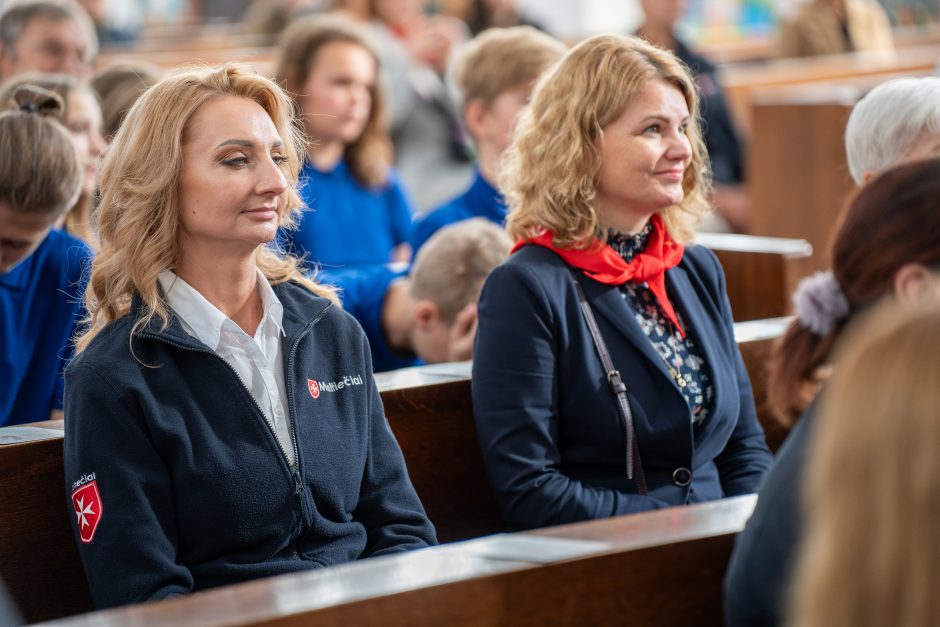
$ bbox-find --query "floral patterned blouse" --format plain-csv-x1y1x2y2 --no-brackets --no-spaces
608,224,714,423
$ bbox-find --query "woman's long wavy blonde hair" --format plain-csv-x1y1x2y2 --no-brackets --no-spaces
503,34,712,247
75,63,337,354
787,299,940,627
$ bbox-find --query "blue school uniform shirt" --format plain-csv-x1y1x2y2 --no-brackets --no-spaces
283,158,415,269
319,264,419,372
1,229,92,426
411,168,506,254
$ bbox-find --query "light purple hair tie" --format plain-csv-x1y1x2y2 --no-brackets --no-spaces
793,271,850,337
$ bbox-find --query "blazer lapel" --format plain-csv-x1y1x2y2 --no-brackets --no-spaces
666,265,734,421
574,272,676,384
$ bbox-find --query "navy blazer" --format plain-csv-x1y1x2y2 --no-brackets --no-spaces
472,243,773,530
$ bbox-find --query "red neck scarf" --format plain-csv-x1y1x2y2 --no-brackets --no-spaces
513,215,686,337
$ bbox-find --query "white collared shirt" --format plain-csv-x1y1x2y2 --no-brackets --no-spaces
158,269,295,467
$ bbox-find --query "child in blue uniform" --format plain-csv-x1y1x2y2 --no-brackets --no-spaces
275,14,414,269
64,65,435,610
411,26,565,254
0,85,88,426
321,218,511,372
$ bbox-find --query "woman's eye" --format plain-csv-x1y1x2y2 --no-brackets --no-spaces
222,156,248,167
644,124,661,134
272,155,289,166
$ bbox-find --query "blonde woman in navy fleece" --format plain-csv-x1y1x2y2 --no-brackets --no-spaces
65,64,435,610
472,35,772,530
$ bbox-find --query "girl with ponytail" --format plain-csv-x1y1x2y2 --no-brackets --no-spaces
0,84,88,426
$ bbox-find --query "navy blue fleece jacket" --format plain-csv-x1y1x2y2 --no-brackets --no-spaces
64,280,436,609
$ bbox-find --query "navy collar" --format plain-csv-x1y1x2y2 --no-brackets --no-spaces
466,169,507,224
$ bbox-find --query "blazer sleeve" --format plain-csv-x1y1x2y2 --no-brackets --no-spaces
705,251,773,496
473,262,671,531
64,362,194,609
354,342,437,556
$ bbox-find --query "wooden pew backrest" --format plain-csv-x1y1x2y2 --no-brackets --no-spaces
698,233,813,321
38,496,757,627
0,430,93,622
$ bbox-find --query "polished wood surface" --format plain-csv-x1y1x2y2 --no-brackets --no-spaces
2,317,785,622
37,496,757,627
722,43,939,134
748,85,857,267
0,431,94,622
734,317,792,453
383,378,506,543
698,233,813,321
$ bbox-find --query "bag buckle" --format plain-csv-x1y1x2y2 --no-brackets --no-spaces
607,370,627,394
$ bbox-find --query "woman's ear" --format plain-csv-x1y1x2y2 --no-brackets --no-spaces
893,262,940,306
413,299,442,330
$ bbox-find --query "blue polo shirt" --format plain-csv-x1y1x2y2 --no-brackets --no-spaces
411,169,507,254
318,264,418,373
283,159,415,269
1,229,92,426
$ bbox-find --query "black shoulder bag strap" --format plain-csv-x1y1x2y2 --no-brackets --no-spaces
568,268,648,495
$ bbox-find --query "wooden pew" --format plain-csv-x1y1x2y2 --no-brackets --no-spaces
734,317,792,453
376,363,504,544
697,233,812,321
721,43,940,135
35,495,758,627
747,84,859,267
378,317,791,545
1,318,788,623
0,422,91,623
96,45,276,75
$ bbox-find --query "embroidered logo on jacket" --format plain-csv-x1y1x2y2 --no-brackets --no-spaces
70,474,103,544
307,374,365,399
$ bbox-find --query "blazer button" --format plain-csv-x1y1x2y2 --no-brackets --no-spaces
672,467,692,487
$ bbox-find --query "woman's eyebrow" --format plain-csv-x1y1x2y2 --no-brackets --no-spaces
215,139,285,149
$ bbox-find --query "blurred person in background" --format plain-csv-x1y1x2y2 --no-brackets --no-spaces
636,0,749,233
0,0,97,82
365,0,474,213
778,0,893,58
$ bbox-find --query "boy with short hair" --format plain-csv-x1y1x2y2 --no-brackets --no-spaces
410,26,565,253
322,218,512,372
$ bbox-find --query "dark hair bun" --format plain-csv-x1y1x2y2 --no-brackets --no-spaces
12,85,64,118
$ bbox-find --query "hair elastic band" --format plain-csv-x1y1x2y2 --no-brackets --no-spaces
793,271,850,337
19,102,39,114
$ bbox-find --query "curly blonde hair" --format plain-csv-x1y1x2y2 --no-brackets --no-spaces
75,63,337,354
503,34,712,247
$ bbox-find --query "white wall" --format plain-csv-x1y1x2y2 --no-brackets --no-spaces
517,0,642,40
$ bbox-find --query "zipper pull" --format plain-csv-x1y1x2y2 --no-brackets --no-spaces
293,470,304,495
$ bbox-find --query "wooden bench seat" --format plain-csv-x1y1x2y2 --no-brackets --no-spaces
697,233,812,321
35,495,757,627
1,318,787,623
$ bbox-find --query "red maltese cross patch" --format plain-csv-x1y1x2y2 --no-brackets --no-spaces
71,480,103,543
307,379,320,399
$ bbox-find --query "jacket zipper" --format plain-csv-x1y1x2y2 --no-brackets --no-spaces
137,333,300,478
